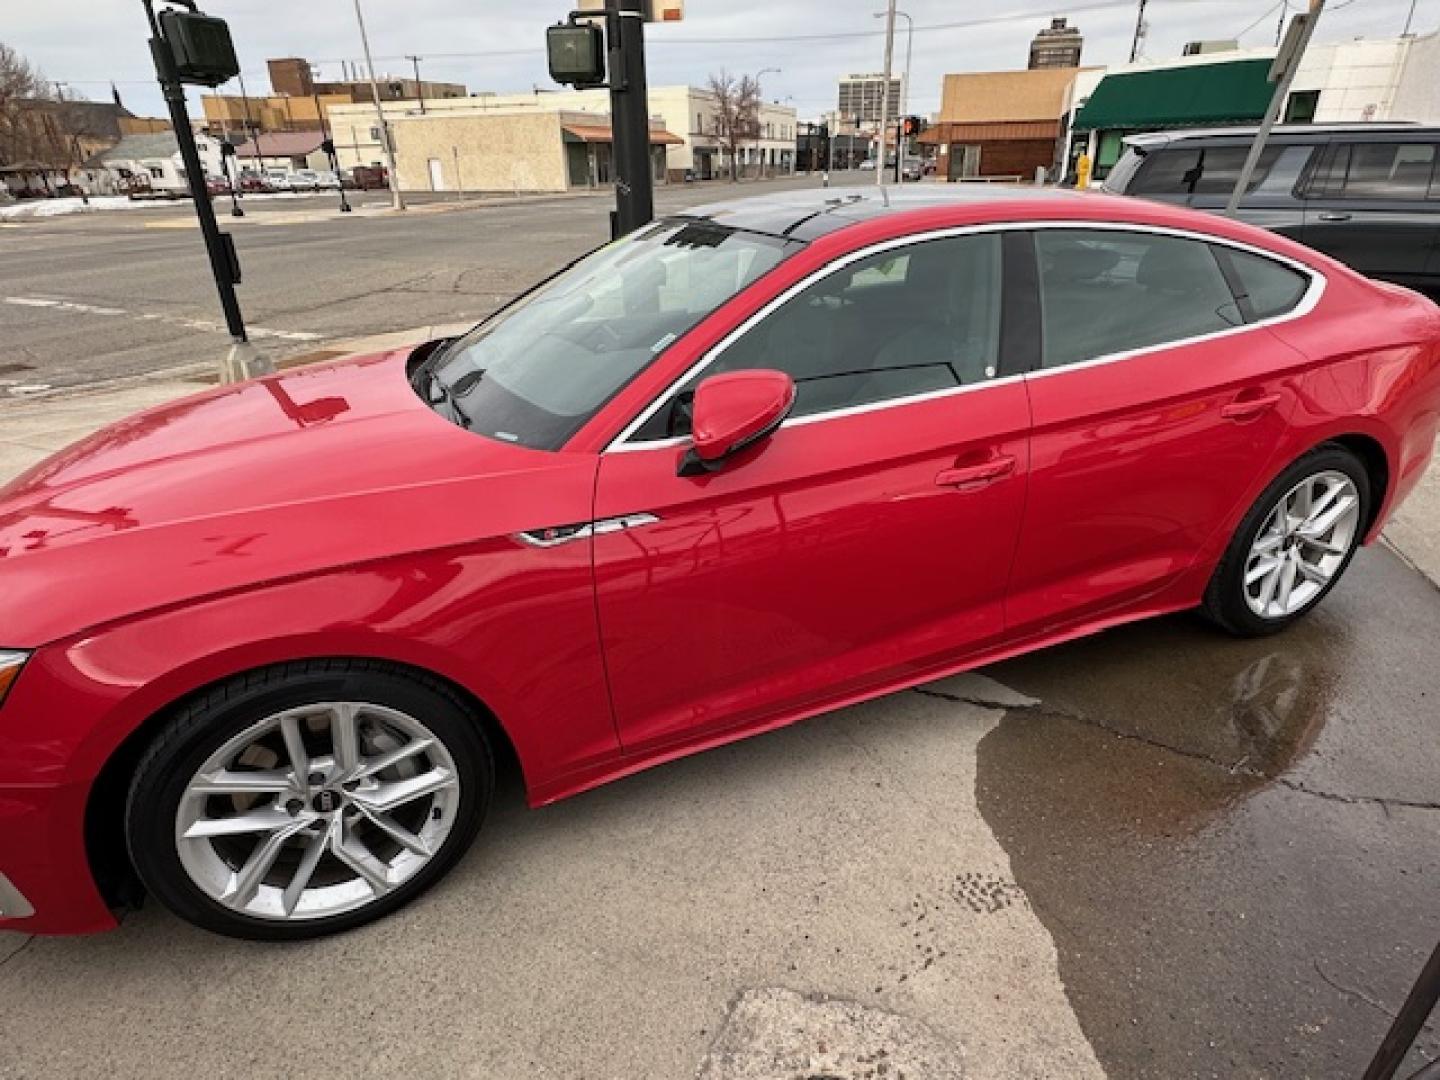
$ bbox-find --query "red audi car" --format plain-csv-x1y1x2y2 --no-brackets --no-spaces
3,187,1439,940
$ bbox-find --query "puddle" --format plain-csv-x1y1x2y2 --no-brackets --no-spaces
973,547,1440,1077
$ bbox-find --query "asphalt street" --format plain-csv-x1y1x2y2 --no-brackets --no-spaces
2,176,1439,1078
0,177,832,392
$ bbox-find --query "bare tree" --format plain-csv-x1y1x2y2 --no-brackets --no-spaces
707,70,760,181
0,42,55,168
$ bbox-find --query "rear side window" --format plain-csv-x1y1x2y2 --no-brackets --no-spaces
1034,230,1242,371
1219,249,1311,320
1129,148,1201,195
1310,142,1439,199
1130,145,1306,198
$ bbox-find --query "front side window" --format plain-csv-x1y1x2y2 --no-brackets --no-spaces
414,220,797,449
1034,230,1241,371
631,233,1004,440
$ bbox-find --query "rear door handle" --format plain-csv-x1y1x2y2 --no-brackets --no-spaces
935,455,1017,489
1221,393,1282,421
1317,212,1351,222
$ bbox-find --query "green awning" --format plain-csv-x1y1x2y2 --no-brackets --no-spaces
1074,58,1273,132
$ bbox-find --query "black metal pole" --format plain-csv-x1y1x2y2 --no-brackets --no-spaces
1361,938,1440,1080
605,0,653,237
145,0,247,342
313,88,351,212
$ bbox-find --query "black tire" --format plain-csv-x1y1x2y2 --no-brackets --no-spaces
1202,443,1371,637
125,660,492,942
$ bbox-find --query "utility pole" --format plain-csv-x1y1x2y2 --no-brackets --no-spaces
1129,0,1147,62
235,71,264,179
353,0,405,210
142,0,270,382
452,145,463,201
876,0,897,186
606,0,654,235
407,54,426,114
1226,0,1326,217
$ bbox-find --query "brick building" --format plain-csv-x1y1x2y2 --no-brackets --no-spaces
919,67,1086,182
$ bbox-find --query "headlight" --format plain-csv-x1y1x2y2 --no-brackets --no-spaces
0,651,29,708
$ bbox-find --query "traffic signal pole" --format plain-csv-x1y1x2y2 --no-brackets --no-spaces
606,0,654,236
143,0,271,382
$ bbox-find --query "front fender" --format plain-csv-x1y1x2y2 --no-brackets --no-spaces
0,543,620,799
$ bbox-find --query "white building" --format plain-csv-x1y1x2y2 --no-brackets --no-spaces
326,85,798,182
92,132,225,194
1060,31,1440,180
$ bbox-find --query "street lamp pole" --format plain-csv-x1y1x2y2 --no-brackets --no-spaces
875,9,912,179
352,0,405,210
756,67,779,178
875,0,897,186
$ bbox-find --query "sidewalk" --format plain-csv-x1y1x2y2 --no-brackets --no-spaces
2,338,1437,588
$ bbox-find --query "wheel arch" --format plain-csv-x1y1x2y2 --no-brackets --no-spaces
82,655,522,911
1326,432,1390,538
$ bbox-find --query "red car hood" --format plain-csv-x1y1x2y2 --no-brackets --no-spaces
0,350,594,647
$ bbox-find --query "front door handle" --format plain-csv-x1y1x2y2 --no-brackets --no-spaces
1317,212,1351,222
1221,392,1282,422
935,455,1017,489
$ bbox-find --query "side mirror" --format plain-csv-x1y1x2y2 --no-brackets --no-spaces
678,369,796,477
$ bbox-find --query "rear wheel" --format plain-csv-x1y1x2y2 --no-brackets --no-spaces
1202,445,1370,636
125,662,491,941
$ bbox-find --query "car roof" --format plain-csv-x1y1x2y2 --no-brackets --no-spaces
676,184,1092,242
1124,122,1435,149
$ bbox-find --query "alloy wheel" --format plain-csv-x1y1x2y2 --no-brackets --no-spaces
1243,470,1361,620
174,701,461,922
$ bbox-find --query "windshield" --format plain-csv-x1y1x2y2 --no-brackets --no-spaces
413,219,800,449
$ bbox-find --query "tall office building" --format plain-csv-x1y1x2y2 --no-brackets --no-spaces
837,73,904,126
1028,18,1084,69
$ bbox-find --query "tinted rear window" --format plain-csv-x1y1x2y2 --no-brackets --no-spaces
1222,249,1310,320
1310,142,1439,199
1129,144,1308,198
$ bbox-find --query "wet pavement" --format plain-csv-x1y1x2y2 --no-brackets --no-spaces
970,544,1440,1078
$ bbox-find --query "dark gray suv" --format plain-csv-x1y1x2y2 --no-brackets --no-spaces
1103,124,1440,290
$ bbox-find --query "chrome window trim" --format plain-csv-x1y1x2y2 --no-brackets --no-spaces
0,870,34,920
604,220,1327,453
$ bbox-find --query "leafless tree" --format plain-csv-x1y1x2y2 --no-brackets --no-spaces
0,41,55,168
707,70,760,181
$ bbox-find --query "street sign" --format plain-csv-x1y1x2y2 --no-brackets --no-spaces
577,0,683,22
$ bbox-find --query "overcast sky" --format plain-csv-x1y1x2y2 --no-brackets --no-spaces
9,0,1437,121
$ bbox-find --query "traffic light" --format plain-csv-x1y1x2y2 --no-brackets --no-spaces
901,115,926,138
157,8,240,87
546,22,606,87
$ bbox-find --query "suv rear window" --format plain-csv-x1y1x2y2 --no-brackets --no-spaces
1129,145,1305,198
1309,142,1439,200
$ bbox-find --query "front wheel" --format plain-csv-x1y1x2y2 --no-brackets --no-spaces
1202,445,1370,637
125,662,492,941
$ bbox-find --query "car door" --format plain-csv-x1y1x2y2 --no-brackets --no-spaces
1005,226,1317,635
590,231,1032,754
1301,138,1440,284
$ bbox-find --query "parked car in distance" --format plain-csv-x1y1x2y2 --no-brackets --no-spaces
347,165,389,190
901,156,925,182
314,170,341,190
3,187,1439,941
1102,123,1440,290
858,158,877,171
291,169,323,192
205,177,231,197
238,173,273,194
